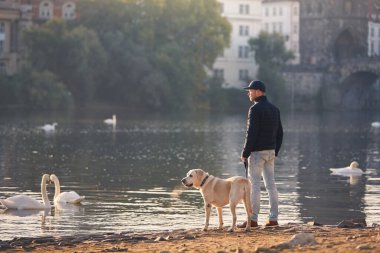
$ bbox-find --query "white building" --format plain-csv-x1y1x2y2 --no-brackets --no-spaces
368,22,380,56
213,0,262,89
368,0,380,56
261,0,300,64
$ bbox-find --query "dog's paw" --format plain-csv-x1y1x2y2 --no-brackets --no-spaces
202,227,208,231
245,227,251,232
227,227,234,232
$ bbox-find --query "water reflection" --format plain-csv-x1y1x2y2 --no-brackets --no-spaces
0,110,379,240
1,208,50,217
53,202,85,216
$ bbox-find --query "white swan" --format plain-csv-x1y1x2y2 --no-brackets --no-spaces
330,161,364,176
50,174,85,204
39,122,58,132
0,174,51,210
371,121,380,128
104,115,117,126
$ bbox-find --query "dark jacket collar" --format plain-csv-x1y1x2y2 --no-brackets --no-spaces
254,95,267,103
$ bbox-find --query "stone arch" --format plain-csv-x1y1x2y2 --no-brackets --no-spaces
339,59,380,82
333,29,359,62
339,71,379,110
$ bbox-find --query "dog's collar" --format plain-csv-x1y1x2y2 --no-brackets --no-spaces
200,175,209,187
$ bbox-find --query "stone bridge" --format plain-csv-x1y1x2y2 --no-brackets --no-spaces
325,58,380,110
282,56,380,110
336,57,380,82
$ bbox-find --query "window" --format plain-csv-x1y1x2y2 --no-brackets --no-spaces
371,27,375,37
63,2,76,20
273,23,277,32
265,7,269,16
273,7,277,16
344,0,352,14
306,3,312,14
292,43,298,52
239,4,250,15
0,40,3,53
239,69,249,81
238,46,243,58
318,3,323,14
239,25,249,36
370,41,374,55
0,62,5,74
279,7,283,16
0,22,4,33
40,1,53,19
238,46,249,58
278,23,283,33
293,6,298,16
293,24,298,34
213,69,224,79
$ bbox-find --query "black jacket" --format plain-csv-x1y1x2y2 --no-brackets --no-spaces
242,96,283,158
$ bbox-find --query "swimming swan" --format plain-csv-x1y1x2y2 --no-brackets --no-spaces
50,174,85,204
371,122,380,128
39,122,58,132
330,161,364,176
0,174,51,210
104,115,117,126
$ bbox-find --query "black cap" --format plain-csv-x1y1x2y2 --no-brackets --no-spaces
243,80,266,92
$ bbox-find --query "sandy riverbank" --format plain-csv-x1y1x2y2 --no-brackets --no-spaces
2,223,379,253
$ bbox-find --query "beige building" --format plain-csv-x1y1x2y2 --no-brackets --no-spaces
213,0,262,89
262,0,300,64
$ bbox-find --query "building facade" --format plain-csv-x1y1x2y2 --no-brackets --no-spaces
282,0,380,111
0,0,78,75
262,0,300,64
299,0,368,66
25,0,78,21
213,0,262,89
0,1,22,75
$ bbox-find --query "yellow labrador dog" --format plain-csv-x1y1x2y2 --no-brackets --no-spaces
182,169,252,232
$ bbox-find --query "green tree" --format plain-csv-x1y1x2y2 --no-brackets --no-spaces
2,68,74,110
24,70,74,110
23,20,106,106
249,32,294,107
77,0,231,110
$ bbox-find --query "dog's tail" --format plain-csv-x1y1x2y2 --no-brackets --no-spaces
244,181,253,217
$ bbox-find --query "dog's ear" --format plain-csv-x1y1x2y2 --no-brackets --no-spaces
195,169,207,180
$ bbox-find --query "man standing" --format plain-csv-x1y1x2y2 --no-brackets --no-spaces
238,80,283,228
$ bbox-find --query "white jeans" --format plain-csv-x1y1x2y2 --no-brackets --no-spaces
248,150,278,221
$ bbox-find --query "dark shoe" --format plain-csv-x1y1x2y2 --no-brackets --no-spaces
237,220,258,228
265,220,279,227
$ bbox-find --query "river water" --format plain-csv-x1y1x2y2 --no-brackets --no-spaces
0,109,379,240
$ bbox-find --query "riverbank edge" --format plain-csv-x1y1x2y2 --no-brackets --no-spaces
1,222,380,252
